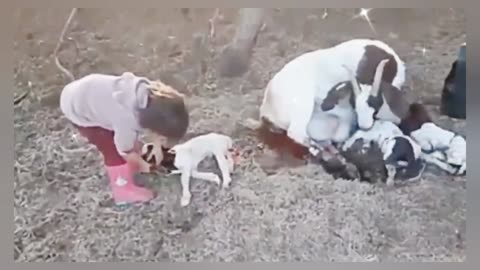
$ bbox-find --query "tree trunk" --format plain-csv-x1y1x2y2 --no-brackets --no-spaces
217,8,265,78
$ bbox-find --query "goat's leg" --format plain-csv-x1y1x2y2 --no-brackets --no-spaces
226,152,235,172
421,152,457,174
191,171,221,185
309,140,337,158
332,120,354,146
457,162,466,175
214,151,232,188
180,170,192,207
341,131,365,152
288,98,316,147
385,164,397,186
307,112,341,157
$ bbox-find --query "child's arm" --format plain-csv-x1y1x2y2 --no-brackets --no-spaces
113,124,152,173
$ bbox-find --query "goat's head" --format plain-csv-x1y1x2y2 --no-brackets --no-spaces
343,59,408,130
398,103,433,135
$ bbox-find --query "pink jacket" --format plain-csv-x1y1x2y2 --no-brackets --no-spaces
60,72,151,156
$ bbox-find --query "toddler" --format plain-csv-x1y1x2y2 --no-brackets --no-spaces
60,72,189,206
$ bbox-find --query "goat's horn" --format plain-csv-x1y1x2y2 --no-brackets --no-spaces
371,59,390,97
342,64,361,96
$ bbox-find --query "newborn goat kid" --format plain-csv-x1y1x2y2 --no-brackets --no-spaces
399,103,466,175
342,120,425,185
165,133,237,207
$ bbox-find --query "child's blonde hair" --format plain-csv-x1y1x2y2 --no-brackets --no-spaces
138,80,189,140
146,80,185,99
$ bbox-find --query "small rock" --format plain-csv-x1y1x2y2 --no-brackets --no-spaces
235,188,258,201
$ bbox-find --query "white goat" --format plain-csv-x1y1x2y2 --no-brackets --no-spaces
342,120,424,185
409,123,466,175
143,133,237,207
252,39,407,157
398,103,466,175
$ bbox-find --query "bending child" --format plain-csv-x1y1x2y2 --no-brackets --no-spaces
60,72,189,206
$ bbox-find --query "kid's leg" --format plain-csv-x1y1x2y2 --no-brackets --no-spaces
76,126,154,206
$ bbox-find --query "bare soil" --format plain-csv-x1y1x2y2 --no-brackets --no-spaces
13,8,466,262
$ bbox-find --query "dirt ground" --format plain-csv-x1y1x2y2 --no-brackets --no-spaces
13,8,466,262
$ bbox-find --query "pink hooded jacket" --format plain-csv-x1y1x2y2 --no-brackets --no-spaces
60,72,151,156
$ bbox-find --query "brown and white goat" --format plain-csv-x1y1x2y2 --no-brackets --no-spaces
250,39,408,160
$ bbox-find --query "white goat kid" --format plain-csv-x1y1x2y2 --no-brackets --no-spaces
410,123,466,175
397,103,466,176
166,133,236,207
257,39,407,156
342,120,424,185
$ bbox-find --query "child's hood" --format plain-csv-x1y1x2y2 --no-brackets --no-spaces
112,72,151,110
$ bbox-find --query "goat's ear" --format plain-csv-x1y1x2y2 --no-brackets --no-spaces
383,86,410,120
320,96,337,111
321,83,352,111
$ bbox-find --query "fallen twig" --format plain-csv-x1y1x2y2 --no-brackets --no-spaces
14,244,25,261
13,90,30,106
53,8,78,82
208,8,220,39
15,8,78,107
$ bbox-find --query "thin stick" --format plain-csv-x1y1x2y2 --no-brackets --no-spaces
53,8,78,82
208,8,220,38
14,8,78,107
13,90,30,105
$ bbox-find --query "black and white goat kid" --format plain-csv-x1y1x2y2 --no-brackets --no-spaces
341,120,425,185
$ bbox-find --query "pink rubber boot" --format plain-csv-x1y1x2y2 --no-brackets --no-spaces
105,163,154,206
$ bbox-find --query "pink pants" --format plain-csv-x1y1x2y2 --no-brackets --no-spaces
74,125,131,167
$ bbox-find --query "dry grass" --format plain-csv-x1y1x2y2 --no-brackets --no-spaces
14,8,466,262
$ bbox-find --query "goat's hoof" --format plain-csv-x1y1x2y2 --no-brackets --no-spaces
309,147,320,157
222,177,232,188
180,194,192,207
386,177,395,187
222,181,231,189
213,176,222,185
